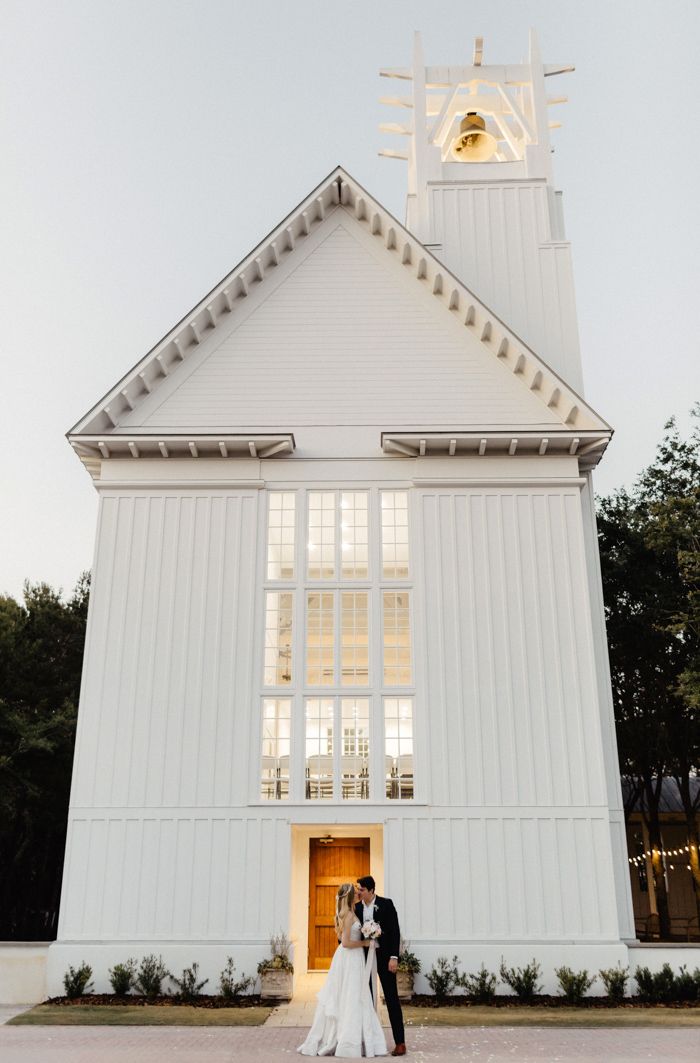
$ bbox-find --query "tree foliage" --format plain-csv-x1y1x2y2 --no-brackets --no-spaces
598,409,700,931
0,575,89,938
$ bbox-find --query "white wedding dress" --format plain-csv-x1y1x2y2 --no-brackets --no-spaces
298,920,388,1058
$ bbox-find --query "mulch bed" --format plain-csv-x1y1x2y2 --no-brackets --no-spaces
409,994,700,1009
46,994,273,1009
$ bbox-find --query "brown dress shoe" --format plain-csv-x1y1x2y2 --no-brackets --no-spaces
391,1046,406,1057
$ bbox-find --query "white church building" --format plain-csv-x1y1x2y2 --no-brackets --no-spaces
49,31,636,992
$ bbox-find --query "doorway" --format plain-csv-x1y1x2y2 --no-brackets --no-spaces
307,836,370,970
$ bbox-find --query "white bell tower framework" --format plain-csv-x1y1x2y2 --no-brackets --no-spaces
380,31,583,393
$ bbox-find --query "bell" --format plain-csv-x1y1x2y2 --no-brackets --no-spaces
450,112,497,162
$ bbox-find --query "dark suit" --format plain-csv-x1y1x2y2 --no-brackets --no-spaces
355,895,404,1047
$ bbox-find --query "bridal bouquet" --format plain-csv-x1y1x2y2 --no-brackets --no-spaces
361,919,382,941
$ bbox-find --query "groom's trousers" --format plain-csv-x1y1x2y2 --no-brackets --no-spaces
372,954,405,1047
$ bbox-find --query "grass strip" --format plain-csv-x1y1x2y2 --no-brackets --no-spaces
403,1005,700,1028
8,1004,272,1027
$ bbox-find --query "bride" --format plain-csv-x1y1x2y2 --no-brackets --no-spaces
298,883,388,1058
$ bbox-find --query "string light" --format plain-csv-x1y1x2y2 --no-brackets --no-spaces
628,842,697,869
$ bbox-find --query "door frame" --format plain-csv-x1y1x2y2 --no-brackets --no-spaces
289,824,384,974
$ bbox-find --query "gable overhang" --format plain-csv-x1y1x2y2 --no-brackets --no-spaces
382,429,610,469
68,164,612,475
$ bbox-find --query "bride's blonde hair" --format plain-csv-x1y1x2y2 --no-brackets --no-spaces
334,882,355,935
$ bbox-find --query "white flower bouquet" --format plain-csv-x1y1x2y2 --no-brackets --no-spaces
361,919,382,941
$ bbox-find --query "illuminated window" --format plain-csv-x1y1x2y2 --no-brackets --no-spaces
267,493,295,580
341,591,369,686
381,491,409,578
384,698,413,799
306,592,335,685
263,592,293,686
383,591,412,685
305,698,334,799
307,492,335,579
341,492,369,579
341,698,370,799
261,699,290,800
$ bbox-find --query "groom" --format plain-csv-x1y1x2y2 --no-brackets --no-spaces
355,875,406,1057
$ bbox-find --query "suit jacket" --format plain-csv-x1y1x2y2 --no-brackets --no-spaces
355,895,401,959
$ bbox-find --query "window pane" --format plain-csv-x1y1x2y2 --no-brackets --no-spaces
384,697,413,799
261,699,290,800
267,492,295,579
341,698,369,800
341,591,369,686
341,491,369,579
308,492,335,579
305,698,334,799
383,591,412,685
263,592,293,686
306,592,335,685
381,491,409,578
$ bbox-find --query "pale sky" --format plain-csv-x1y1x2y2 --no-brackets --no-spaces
1,0,697,600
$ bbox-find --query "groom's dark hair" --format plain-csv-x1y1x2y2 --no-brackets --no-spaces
357,875,376,892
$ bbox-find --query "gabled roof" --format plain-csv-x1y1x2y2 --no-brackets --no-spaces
68,165,611,469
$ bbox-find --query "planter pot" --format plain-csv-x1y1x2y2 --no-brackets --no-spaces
396,970,414,1002
260,968,293,1001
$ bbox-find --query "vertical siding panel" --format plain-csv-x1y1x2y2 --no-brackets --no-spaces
516,495,552,804
472,495,500,804
401,820,421,936
227,819,244,936
72,497,117,807
147,496,180,807
163,498,195,806
118,818,141,936
440,495,467,805
433,818,452,934
155,818,175,938
575,817,600,936
454,494,483,805
180,498,210,807
538,818,562,937
556,817,582,936
94,499,134,807
421,495,449,804
112,496,149,807
519,818,543,937
208,819,227,937
468,819,489,936
137,818,158,937
83,819,107,936
450,817,470,937
488,495,517,804
173,818,194,936
215,497,242,805
485,819,507,935
502,495,536,804
417,819,435,936
197,497,225,805
547,495,586,804
191,817,211,937
532,495,569,803
130,497,163,808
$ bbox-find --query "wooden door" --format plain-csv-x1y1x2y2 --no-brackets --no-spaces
308,837,370,970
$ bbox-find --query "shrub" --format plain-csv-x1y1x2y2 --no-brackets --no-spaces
674,966,700,1003
555,965,595,1004
258,931,294,974
219,957,255,1001
426,955,466,1000
634,963,675,1004
463,964,497,1003
63,962,93,999
170,962,208,1003
499,958,542,1001
599,964,628,1003
135,954,169,998
397,942,421,975
108,958,137,996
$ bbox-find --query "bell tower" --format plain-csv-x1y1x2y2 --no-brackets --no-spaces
380,30,583,392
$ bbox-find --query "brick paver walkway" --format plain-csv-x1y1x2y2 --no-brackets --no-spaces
1,1024,699,1061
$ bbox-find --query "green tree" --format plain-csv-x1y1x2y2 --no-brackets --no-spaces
598,410,700,932
0,575,89,938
